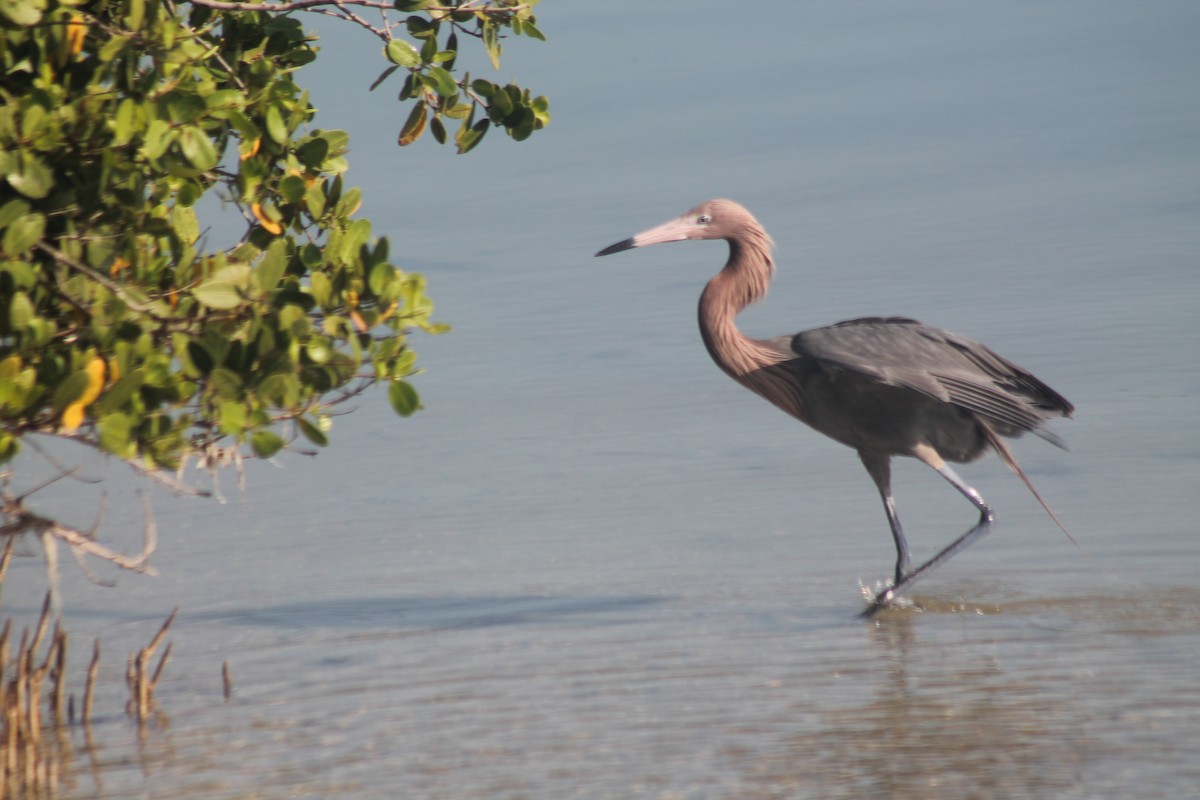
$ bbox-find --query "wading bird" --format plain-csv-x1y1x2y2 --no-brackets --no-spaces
595,199,1073,614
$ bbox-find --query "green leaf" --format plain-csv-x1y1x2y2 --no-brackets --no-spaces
369,65,399,92
388,379,421,417
520,20,546,41
193,280,246,309
0,433,19,464
266,104,288,144
430,114,447,144
6,153,54,200
177,178,203,206
95,370,145,413
279,174,307,204
142,119,174,159
385,39,420,68
7,292,37,332
179,126,219,171
455,118,489,155
297,416,329,447
0,356,21,380
489,86,513,119
251,429,284,458
425,66,458,98
218,400,246,435
209,368,244,400
405,15,435,39
295,137,329,168
0,198,31,229
340,218,371,263
255,239,289,293
508,106,535,142
304,181,327,218
171,204,200,245
258,373,299,407
319,129,351,154
531,95,550,125
482,21,501,70
2,213,45,256
309,270,333,308
0,0,43,26
368,263,399,299
98,413,135,458
305,340,331,364
125,0,145,30
205,90,245,110
194,264,252,308
113,99,137,146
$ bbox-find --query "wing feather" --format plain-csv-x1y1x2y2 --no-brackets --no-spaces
791,317,1072,447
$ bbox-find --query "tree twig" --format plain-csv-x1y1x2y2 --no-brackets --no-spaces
184,0,529,14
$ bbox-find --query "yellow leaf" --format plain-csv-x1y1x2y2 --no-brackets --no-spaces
60,358,107,433
0,354,22,378
60,402,85,433
110,257,130,278
107,357,121,383
252,202,283,235
66,14,87,56
398,103,427,147
240,137,261,160
80,357,106,406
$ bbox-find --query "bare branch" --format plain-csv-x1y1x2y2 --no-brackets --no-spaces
1,480,160,595
22,438,104,485
40,531,61,611
24,431,213,499
184,0,530,14
36,243,173,322
306,5,389,41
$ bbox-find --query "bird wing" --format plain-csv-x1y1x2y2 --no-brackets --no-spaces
791,317,1072,445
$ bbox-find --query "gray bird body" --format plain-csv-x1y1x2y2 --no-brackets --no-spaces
748,317,1070,461
596,198,1073,613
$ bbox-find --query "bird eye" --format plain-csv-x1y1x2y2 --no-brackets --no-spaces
697,214,712,224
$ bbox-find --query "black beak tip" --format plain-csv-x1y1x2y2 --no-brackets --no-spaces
594,238,636,257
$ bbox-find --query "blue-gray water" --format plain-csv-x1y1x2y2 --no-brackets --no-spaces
5,2,1200,797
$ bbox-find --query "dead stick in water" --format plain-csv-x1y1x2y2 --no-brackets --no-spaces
222,661,232,702
128,609,177,721
47,628,67,727
29,595,51,658
149,642,172,694
82,639,99,729
0,618,10,687
0,535,14,601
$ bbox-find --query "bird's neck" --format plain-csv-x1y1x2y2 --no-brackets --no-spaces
698,236,779,378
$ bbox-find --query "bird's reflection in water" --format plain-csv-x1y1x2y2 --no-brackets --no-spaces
730,611,1105,799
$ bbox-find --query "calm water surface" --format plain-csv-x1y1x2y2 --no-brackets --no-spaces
5,2,1200,798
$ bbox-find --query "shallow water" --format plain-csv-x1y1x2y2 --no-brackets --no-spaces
5,1,1200,797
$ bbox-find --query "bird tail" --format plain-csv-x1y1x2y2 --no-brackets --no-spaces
981,423,1087,556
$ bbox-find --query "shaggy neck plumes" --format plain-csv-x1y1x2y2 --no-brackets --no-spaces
697,223,781,378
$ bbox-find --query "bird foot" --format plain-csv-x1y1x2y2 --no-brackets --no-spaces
859,579,916,617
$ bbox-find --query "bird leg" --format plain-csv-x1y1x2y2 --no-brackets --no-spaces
865,461,995,615
858,453,911,586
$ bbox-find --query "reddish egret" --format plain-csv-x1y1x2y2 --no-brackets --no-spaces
595,199,1073,613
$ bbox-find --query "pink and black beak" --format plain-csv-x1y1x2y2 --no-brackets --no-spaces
594,214,699,257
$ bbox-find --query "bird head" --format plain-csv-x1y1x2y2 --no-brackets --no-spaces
594,199,758,257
